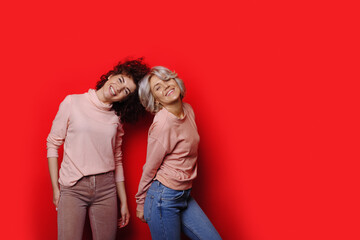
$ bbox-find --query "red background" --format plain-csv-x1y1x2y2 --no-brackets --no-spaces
0,0,359,239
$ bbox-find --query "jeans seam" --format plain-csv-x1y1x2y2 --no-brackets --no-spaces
145,195,154,222
182,221,202,240
158,189,168,239
160,215,167,240
89,208,99,240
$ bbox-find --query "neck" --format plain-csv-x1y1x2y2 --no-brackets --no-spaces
164,100,184,119
96,88,111,105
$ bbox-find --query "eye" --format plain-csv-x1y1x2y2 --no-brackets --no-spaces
155,86,161,91
118,77,124,83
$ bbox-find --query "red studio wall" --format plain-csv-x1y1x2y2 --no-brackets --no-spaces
0,0,359,239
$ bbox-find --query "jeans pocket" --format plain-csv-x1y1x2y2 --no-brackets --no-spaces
144,193,155,222
161,187,185,201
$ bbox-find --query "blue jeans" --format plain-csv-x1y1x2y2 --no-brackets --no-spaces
144,180,222,240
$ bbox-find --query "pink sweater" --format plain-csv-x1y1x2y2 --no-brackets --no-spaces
47,89,124,186
135,103,200,211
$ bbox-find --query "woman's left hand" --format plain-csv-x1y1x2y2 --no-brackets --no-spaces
118,202,130,228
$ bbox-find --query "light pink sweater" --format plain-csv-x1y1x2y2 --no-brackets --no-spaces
135,103,200,211
47,89,124,186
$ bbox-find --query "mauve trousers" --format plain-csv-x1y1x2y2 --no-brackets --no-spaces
58,171,117,240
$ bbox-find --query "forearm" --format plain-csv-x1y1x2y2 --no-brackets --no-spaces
135,168,157,211
116,181,128,205
48,157,59,191
135,137,166,197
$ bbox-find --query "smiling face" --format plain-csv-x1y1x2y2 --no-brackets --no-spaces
99,74,136,104
149,75,182,107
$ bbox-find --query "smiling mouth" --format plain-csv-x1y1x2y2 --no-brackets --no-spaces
166,89,175,96
110,86,116,96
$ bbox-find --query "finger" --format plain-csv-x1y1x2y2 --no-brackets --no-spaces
54,196,60,208
123,213,130,227
118,219,123,228
123,214,130,226
136,212,145,222
118,216,127,228
138,213,145,223
136,211,142,219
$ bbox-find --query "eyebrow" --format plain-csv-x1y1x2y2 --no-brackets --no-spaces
120,76,125,82
153,82,161,90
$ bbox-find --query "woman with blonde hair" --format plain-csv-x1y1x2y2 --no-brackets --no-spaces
135,66,222,240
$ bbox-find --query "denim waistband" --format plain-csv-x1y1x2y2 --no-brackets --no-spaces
149,180,191,192
84,171,114,178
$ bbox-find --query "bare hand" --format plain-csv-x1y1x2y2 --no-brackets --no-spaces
53,188,60,209
118,203,130,228
136,210,146,223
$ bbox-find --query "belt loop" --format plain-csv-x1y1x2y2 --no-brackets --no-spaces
91,175,95,189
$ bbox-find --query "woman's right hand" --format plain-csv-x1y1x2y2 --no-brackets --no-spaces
136,210,146,223
53,188,60,209
48,157,60,210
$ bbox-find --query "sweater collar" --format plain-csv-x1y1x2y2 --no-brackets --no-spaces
160,104,187,122
87,89,113,111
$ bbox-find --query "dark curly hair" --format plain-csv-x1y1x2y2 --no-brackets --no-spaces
96,58,150,123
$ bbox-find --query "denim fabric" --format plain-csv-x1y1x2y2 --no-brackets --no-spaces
144,180,222,240
57,171,117,240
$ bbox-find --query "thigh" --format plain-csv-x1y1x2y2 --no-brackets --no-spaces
58,184,88,240
181,196,222,240
88,173,118,240
145,181,186,240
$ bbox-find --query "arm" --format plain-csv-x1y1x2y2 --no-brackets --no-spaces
46,96,71,208
113,123,130,227
116,181,130,228
136,137,168,222
48,157,60,208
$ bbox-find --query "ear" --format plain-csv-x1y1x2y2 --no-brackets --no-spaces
155,100,162,107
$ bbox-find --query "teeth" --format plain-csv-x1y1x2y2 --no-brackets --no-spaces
166,90,174,96
110,86,116,96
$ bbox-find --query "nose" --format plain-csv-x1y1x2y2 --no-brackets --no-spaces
117,86,124,93
164,83,171,90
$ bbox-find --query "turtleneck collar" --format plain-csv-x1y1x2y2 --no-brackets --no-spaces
87,89,113,111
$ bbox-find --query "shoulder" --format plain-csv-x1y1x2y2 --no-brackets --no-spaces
69,92,87,101
58,92,90,112
148,108,171,137
62,91,86,101
183,102,193,111
58,94,72,108
183,102,195,118
64,92,91,106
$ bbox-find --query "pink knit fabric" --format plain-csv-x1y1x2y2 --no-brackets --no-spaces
136,103,200,211
47,89,124,186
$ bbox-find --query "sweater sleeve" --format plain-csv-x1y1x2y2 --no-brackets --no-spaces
114,122,125,182
46,96,71,158
135,136,168,211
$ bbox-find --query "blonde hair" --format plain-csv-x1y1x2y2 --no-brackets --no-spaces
138,66,186,114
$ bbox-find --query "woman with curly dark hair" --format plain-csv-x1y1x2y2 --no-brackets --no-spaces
46,58,149,240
